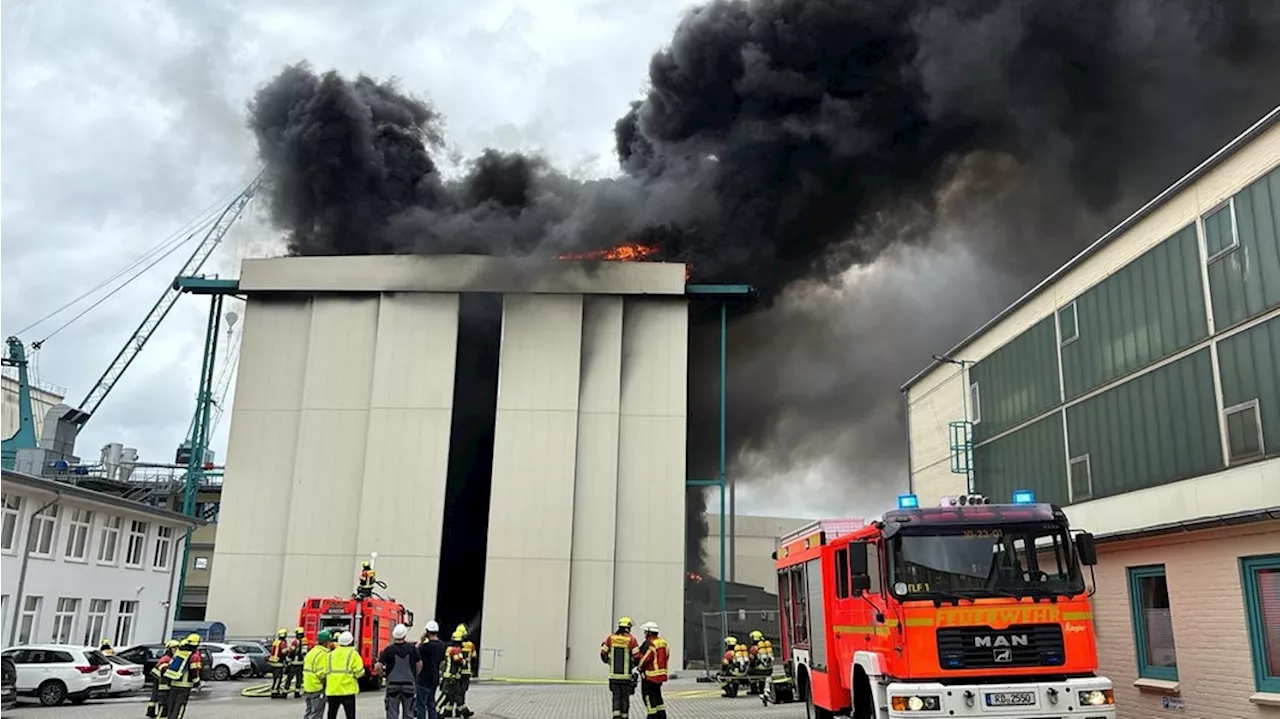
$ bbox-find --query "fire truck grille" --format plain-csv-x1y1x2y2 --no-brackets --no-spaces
936,624,1066,670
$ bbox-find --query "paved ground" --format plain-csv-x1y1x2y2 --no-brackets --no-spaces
6,677,808,718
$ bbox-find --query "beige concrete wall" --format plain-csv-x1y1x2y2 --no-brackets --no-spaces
1091,522,1280,719
904,366,969,507
703,514,810,591
482,294,585,680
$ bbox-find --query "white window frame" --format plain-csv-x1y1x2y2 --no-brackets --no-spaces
64,508,93,562
1223,399,1265,463
125,520,149,568
969,381,982,425
83,598,111,646
18,595,42,645
28,505,61,559
114,600,138,646
153,525,174,570
195,556,209,570
2,494,22,553
97,515,122,565
1203,198,1240,264
1069,454,1093,503
1057,301,1080,346
51,597,80,644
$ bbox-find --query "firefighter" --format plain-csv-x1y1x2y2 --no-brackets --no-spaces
284,626,307,699
162,634,203,719
100,638,115,656
145,640,178,718
438,628,474,718
747,630,770,695
455,624,475,704
325,631,364,719
720,636,748,697
356,561,376,598
637,623,669,719
600,616,641,719
301,629,333,719
268,627,290,698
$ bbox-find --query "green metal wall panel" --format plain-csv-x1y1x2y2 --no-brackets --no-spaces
1208,167,1280,328
1216,315,1280,455
1065,349,1222,500
970,317,1060,443
1061,225,1208,399
974,412,1068,507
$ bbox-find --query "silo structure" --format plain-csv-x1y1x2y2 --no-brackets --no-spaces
205,255,688,680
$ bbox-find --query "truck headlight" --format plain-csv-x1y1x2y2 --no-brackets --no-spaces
1078,689,1114,706
891,695,941,711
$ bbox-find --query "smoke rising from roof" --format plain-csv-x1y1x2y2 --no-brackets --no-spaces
247,0,1280,565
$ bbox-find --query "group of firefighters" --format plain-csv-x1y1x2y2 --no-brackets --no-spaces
600,616,671,719
717,630,775,697
141,634,204,719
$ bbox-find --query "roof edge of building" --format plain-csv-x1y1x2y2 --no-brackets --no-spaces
1,468,203,526
901,103,1280,393
1093,505,1280,544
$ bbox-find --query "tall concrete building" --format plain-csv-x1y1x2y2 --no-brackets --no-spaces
903,107,1280,717
205,255,689,680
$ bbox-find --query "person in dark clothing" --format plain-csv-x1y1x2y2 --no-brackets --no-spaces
376,623,421,719
416,621,446,719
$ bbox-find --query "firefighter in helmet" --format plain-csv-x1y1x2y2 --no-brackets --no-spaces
284,627,307,698
99,638,114,657
146,640,178,717
162,634,203,719
356,561,376,598
268,627,290,698
454,624,475,703
439,627,474,718
746,630,771,695
600,617,641,718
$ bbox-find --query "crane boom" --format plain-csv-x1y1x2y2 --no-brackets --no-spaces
76,174,262,422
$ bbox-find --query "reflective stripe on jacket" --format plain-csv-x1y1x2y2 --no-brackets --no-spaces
290,639,308,666
639,637,670,683
460,641,475,676
443,646,465,678
302,645,330,693
324,646,364,696
600,633,639,680
164,649,201,687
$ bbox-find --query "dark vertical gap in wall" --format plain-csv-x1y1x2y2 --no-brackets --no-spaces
437,292,503,668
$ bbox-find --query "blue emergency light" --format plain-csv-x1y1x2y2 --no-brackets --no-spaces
897,493,920,509
1012,489,1036,505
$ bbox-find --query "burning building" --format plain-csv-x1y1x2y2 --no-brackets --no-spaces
204,253,692,680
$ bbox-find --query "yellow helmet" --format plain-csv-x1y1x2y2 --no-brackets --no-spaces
455,624,468,636
295,627,305,635
165,640,179,649
724,636,737,647
451,628,466,641
617,617,633,629
750,630,763,642
362,561,371,568
183,633,202,646
277,628,288,637
100,638,112,646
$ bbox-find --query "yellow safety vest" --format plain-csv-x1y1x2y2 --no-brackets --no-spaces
302,645,330,694
324,646,364,697
164,649,199,688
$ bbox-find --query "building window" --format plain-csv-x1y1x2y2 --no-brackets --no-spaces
969,381,982,425
194,557,209,570
1241,554,1280,693
1069,454,1093,502
834,547,850,598
83,599,111,647
28,505,60,558
2,494,22,552
1223,399,1265,463
63,508,93,562
51,597,80,644
1202,198,1239,263
1058,301,1079,345
97,516,121,564
153,526,173,570
125,520,148,568
18,595,42,645
1127,565,1178,681
114,600,138,646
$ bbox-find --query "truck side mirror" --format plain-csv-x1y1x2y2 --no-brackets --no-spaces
850,574,871,594
1075,532,1098,566
848,544,868,574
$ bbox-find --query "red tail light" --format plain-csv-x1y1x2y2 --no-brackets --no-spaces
233,655,244,661
75,666,96,674
116,669,132,676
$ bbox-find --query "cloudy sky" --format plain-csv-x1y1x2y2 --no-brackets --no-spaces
2,0,717,496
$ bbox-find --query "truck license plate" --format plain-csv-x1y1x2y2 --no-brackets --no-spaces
985,691,1036,707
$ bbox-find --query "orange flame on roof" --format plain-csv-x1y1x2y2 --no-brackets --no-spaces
557,242,691,280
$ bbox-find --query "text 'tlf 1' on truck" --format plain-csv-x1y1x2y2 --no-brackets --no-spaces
773,491,1115,719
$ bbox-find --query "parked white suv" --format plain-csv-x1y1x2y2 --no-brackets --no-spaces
0,645,113,706
201,642,254,681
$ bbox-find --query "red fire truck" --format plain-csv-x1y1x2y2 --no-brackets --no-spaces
297,596,414,689
773,491,1114,719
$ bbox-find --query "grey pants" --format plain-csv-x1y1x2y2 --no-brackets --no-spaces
384,683,414,719
304,691,326,719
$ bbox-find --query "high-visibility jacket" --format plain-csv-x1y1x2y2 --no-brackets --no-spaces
460,640,475,676
324,646,364,696
302,645,330,693
599,632,640,680
638,637,669,684
290,638,308,666
359,569,376,589
269,638,289,665
443,645,466,679
151,653,173,688
164,648,202,688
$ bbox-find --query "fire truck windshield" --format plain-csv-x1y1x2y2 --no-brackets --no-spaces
889,523,1085,600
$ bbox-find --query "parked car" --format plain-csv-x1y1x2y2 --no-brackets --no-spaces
116,644,213,687
0,644,113,706
2,656,17,710
201,643,254,680
228,641,271,678
101,655,146,696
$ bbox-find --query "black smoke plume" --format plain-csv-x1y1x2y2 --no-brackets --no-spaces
248,1,1280,574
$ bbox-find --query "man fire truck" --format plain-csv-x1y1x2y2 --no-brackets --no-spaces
770,491,1115,719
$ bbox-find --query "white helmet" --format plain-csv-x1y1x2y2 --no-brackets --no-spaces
425,620,440,633
392,624,409,640
338,631,354,646
642,622,659,634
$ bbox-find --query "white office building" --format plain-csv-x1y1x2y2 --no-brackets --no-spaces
1,470,198,649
